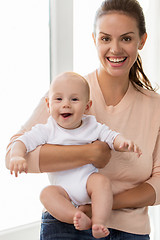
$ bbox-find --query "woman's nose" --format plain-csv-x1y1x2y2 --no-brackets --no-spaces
110,40,122,54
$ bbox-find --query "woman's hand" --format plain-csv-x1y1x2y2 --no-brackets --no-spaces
90,141,111,168
78,204,92,218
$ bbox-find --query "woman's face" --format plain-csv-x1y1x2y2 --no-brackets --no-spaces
93,12,147,79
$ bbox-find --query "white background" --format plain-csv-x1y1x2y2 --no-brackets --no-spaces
0,0,49,230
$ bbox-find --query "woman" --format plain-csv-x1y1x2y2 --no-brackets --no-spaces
6,0,160,239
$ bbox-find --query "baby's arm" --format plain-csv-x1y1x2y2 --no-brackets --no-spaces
10,141,28,177
113,135,142,157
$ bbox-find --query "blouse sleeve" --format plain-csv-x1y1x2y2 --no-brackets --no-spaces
5,92,50,173
145,128,160,205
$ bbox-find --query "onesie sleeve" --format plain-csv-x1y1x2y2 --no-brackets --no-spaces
17,120,51,153
5,92,50,173
145,129,160,205
98,123,119,150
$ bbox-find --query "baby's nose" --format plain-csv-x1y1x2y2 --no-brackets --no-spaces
62,99,70,108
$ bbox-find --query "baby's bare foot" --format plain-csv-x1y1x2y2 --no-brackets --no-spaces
73,211,91,230
92,224,109,239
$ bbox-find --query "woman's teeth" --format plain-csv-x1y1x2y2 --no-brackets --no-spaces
107,57,127,63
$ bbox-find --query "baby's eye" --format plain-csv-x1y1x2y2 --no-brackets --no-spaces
56,97,62,101
72,98,79,101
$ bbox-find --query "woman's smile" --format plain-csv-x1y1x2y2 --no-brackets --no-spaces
106,56,128,67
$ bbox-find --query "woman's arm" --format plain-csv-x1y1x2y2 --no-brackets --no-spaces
39,141,111,172
79,182,155,218
113,182,156,210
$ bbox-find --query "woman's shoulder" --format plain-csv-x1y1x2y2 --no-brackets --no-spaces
137,85,160,101
84,70,97,83
135,84,160,112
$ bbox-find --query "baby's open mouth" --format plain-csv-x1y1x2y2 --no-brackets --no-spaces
61,113,72,118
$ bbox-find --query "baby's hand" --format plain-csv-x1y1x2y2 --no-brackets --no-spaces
9,156,28,177
119,140,142,158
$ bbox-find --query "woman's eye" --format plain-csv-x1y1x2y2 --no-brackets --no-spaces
102,37,110,42
122,36,131,42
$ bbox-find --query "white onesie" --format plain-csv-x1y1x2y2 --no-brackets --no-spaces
17,115,119,206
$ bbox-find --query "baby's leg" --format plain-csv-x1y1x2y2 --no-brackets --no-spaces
40,185,80,224
87,173,112,238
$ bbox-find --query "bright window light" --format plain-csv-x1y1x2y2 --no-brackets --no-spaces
73,0,104,75
0,0,49,231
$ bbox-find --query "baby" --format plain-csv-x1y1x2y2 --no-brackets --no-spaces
10,72,141,238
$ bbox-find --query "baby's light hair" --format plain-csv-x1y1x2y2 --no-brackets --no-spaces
50,71,90,102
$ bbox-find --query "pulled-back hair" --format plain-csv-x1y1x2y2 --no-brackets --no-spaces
93,0,155,91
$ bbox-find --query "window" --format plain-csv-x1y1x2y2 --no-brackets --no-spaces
0,0,49,230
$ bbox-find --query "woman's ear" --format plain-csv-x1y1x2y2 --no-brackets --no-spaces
84,100,92,114
138,33,147,50
45,97,50,112
92,32,96,46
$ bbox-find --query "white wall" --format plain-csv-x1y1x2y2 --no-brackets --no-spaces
0,222,40,240
0,0,49,231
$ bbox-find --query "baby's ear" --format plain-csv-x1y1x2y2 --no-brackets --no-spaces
84,100,92,114
45,97,50,112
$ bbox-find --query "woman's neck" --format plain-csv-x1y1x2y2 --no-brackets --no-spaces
97,69,129,106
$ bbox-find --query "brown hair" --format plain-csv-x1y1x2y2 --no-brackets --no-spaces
93,0,155,91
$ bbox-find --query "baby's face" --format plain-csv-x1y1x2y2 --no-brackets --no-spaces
48,73,90,129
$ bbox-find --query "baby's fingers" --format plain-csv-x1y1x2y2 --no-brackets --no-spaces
13,164,19,177
23,162,28,173
126,141,135,152
119,142,129,150
9,163,13,175
134,144,142,157
9,162,16,175
17,162,28,174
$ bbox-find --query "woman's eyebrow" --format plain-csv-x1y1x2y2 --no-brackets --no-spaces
99,32,110,36
99,31,135,36
120,32,135,37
